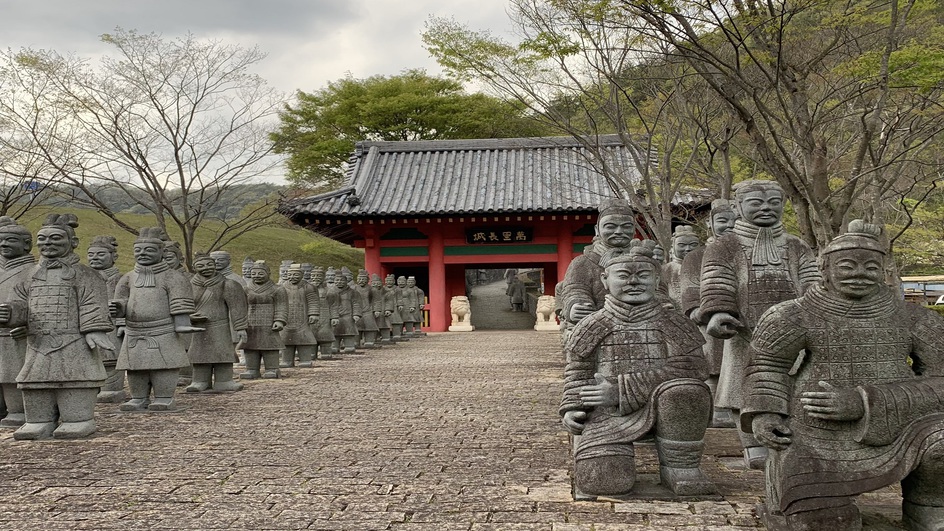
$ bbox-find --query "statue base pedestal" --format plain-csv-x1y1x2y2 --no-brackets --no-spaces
756,504,789,531
573,473,723,502
448,325,475,332
534,320,559,331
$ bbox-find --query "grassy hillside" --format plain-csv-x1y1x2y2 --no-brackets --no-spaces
16,207,364,276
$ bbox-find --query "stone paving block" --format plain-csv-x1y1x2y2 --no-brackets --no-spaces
390,524,473,531
648,513,729,526
613,500,693,514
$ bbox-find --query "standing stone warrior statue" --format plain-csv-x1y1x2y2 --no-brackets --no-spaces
310,266,338,359
241,261,287,379
0,218,36,426
279,263,318,368
324,267,343,353
408,276,426,336
743,221,944,531
162,240,186,273
161,236,195,386
699,180,820,469
333,271,363,353
662,226,701,308
186,252,248,392
561,243,715,497
507,276,526,312
241,256,254,280
340,266,355,288
87,235,124,404
111,227,201,411
396,275,418,337
385,274,404,341
561,198,636,326
370,273,392,343
211,250,247,287
278,260,293,285
0,214,113,439
680,199,739,428
353,269,380,348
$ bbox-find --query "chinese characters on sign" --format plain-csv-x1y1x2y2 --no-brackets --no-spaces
465,227,533,244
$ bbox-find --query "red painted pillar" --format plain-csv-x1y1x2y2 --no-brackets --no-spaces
364,227,382,276
557,225,574,291
428,227,447,332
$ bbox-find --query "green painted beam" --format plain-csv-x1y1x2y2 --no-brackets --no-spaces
380,246,429,257
444,244,557,256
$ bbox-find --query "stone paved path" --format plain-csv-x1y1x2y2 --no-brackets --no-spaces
469,281,536,330
0,331,905,529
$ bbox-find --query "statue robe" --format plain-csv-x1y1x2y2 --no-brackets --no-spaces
699,222,820,409
115,263,195,371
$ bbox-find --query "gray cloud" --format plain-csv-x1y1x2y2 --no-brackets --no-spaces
3,0,513,95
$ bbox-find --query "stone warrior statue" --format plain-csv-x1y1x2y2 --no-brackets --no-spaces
333,271,363,353
560,198,637,326
507,276,526,312
353,269,380,348
211,250,247,287
162,240,186,274
561,242,715,497
186,252,248,392
385,274,404,341
87,235,124,403
743,220,944,531
160,236,195,387
407,276,426,335
0,214,113,439
241,261,287,379
279,263,318,367
396,275,417,337
680,199,739,428
112,227,202,411
310,266,338,359
0,218,36,426
661,225,701,309
241,256,254,280
699,180,820,469
370,274,392,343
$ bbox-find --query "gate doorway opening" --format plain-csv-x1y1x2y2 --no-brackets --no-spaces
465,267,543,330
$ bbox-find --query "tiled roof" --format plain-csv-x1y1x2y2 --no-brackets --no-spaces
280,135,642,219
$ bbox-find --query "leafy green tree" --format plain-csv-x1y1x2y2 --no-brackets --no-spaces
270,69,549,189
425,0,944,250
424,5,745,249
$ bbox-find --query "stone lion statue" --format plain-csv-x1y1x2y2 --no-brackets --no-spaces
450,296,471,325
535,295,557,324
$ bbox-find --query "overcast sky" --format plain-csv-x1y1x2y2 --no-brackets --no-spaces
4,0,514,96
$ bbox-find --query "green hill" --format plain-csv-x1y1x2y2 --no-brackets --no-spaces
16,207,364,277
